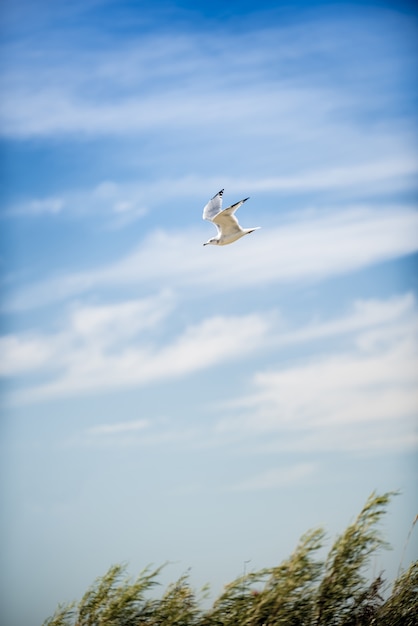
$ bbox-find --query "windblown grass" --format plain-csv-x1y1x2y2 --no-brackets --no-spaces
43,492,417,626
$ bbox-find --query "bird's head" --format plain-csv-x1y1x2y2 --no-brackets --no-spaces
203,238,219,246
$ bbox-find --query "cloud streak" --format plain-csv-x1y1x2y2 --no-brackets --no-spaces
61,293,418,457
3,291,416,461
4,205,418,312
216,293,418,453
227,463,316,492
1,9,416,143
4,156,417,221
88,419,150,435
1,292,272,403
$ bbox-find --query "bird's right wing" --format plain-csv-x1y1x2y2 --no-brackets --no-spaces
202,189,224,221
212,197,250,234
218,197,249,218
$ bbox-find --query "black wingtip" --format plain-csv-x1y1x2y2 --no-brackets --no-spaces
211,189,224,200
243,197,250,202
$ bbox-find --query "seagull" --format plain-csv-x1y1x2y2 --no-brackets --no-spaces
202,189,260,246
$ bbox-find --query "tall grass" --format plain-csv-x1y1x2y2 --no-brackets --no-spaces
43,492,417,625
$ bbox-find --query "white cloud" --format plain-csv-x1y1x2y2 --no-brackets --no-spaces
26,292,414,458
3,179,149,226
4,205,417,312
69,293,172,342
277,293,416,346
3,196,65,217
0,36,339,137
80,420,199,450
1,290,272,402
6,291,415,455
0,291,174,378
216,293,418,453
4,156,417,229
0,334,54,375
88,419,150,435
1,9,415,140
4,290,416,460
227,463,316,492
233,158,418,196
35,311,269,399
243,344,417,429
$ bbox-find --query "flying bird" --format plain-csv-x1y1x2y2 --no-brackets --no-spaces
202,189,260,246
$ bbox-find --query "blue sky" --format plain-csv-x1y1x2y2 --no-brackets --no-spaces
1,0,417,623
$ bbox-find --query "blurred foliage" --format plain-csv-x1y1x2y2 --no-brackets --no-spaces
43,492,417,626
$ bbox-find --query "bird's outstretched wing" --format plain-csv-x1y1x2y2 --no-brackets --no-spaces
203,189,224,221
212,197,249,235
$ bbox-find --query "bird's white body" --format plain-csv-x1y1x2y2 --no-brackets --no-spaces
202,189,260,246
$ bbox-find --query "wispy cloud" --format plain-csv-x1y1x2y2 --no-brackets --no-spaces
1,292,272,403
0,334,54,375
275,293,416,346
81,419,199,450
2,180,149,226
87,419,150,435
216,293,418,453
0,290,174,377
4,291,416,459
227,463,316,492
4,197,65,217
4,205,418,312
40,293,416,460
4,156,417,223
1,8,416,147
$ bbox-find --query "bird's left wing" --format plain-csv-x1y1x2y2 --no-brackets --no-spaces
203,189,224,221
